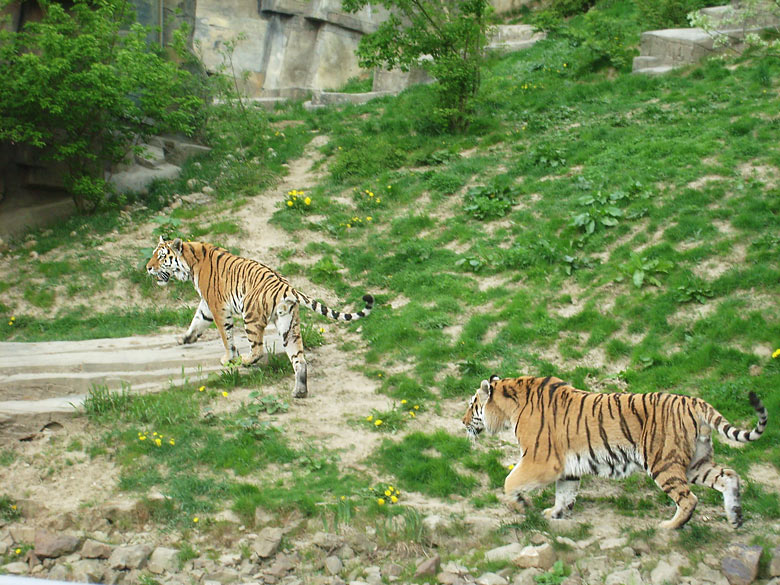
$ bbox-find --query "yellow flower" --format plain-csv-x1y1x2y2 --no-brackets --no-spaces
384,490,392,497
222,391,229,397
11,504,16,510
374,419,383,427
366,216,372,222
319,327,325,333
198,386,205,392
387,185,392,189
378,373,383,378
15,548,21,555
773,348,780,359
366,415,373,422
193,517,199,523
154,438,162,447
401,399,407,405
377,498,385,506
414,405,419,410
287,200,294,207
139,435,146,441
390,495,398,504
508,464,515,470
376,198,381,203
409,411,415,418
346,224,351,229
304,197,311,205
169,439,175,446
340,495,346,501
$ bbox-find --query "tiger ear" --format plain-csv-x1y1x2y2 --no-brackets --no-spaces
478,379,492,402
158,235,165,244
489,374,500,384
172,238,183,253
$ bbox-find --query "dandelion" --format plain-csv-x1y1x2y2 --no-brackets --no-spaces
409,411,416,418
773,349,780,359
387,185,391,189
198,386,205,392
346,224,351,229
375,419,383,427
169,439,175,446
384,490,392,497
193,517,199,523
414,405,419,410
155,438,162,447
15,548,21,555
377,498,385,506
508,464,515,470
222,391,229,398
378,373,383,378
366,216,372,222
341,495,346,501
366,415,373,422
304,197,311,206
391,495,398,504
376,198,381,204
8,316,15,326
401,399,407,405
319,327,325,333
287,200,294,207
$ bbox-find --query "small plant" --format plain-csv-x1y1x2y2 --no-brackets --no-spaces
676,285,714,304
371,484,403,506
463,182,520,221
353,186,387,210
535,560,569,585
284,189,313,212
570,190,624,235
363,401,420,433
617,253,674,288
0,495,21,521
137,430,176,448
562,254,597,275
152,215,183,237
246,392,289,416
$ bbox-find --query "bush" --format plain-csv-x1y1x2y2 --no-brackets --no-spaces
0,0,203,212
636,0,727,29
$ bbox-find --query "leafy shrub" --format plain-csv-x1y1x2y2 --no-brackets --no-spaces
636,0,726,29
463,177,520,220
0,0,203,212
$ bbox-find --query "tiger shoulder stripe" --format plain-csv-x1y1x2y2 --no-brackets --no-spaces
463,374,767,530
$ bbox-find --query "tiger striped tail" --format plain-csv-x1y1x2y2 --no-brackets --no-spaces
712,392,768,443
300,293,374,322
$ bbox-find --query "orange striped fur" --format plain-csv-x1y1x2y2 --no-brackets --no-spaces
463,375,767,529
146,237,373,397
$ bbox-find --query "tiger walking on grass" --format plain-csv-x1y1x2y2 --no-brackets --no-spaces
463,375,767,529
146,237,374,398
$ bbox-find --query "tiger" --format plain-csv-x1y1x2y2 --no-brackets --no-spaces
146,237,374,398
462,375,768,529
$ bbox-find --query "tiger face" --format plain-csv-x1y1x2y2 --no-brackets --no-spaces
146,237,191,286
462,376,499,440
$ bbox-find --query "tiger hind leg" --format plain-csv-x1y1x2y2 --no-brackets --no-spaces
688,452,743,527
653,464,698,529
275,300,308,398
241,309,269,367
544,478,580,519
179,299,214,345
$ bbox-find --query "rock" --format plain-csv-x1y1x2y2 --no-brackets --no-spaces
34,530,81,558
722,544,762,585
771,546,780,577
514,543,556,571
325,556,343,575
599,537,628,551
476,572,508,585
513,569,542,585
415,554,441,578
748,364,762,376
313,531,343,551
383,562,403,578
605,568,644,585
148,546,179,574
253,527,283,558
108,544,153,570
10,525,36,544
651,560,680,585
48,564,71,581
81,539,113,559
71,559,105,583
486,543,525,563
2,561,29,575
206,567,240,584
265,554,295,578
219,552,242,566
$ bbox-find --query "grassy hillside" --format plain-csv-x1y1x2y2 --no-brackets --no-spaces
1,0,779,577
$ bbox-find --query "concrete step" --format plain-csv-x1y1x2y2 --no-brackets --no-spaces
0,329,283,413
487,24,546,53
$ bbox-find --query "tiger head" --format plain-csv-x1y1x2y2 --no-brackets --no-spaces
146,236,191,286
463,375,502,441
